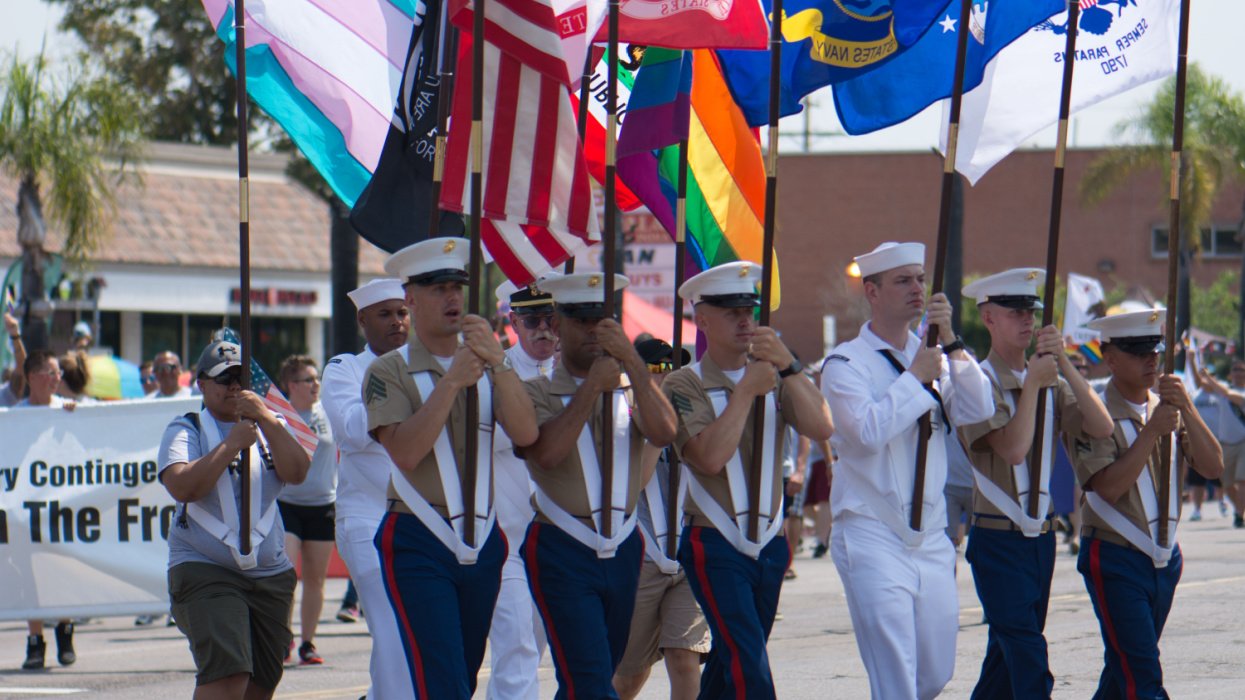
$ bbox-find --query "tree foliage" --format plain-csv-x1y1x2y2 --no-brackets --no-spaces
1081,64,1245,250
0,50,145,260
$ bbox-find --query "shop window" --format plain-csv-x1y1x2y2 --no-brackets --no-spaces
227,315,307,376
142,312,183,363
1152,226,1240,258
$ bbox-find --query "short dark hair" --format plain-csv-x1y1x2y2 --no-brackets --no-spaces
277,355,317,394
24,349,57,376
862,273,883,287
59,352,90,394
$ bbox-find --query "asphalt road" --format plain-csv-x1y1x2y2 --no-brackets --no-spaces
3,513,1243,698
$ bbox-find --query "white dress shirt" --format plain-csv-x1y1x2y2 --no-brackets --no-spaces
321,347,392,522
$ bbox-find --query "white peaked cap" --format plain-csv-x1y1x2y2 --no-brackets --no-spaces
678,261,763,306
962,268,1046,308
384,237,471,284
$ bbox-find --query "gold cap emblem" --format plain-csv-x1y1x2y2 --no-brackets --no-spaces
1149,311,1160,323
738,264,751,278
588,275,601,287
442,240,456,253
1026,271,1038,281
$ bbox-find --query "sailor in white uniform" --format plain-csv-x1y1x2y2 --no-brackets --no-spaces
321,278,413,700
820,242,994,700
487,279,557,700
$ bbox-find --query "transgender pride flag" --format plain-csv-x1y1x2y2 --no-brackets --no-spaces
201,0,419,207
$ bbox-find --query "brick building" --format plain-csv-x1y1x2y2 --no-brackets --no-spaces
769,148,1245,363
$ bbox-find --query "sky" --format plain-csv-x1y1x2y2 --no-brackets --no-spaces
3,0,1244,155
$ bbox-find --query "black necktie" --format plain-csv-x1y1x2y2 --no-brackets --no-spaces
878,349,950,433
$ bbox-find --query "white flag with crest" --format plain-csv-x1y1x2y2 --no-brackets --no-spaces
946,0,1180,184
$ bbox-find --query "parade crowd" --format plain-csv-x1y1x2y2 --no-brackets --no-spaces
5,238,1234,700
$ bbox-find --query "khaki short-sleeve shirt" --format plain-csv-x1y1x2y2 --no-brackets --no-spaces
363,335,492,515
661,355,796,522
522,365,646,527
958,351,1083,519
1069,381,1186,540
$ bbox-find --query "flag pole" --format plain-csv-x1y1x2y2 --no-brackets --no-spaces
600,0,621,540
427,0,457,239
747,0,784,542
666,134,690,559
462,0,487,548
913,0,974,531
1159,0,1193,547
1029,0,1082,519
233,0,254,556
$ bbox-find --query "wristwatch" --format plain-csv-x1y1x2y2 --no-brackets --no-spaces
778,357,804,379
942,336,967,356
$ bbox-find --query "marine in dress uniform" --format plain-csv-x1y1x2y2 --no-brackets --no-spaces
820,242,994,700
320,278,414,700
488,279,557,700
519,272,678,700
614,339,711,700
958,269,1114,699
662,262,833,700
1070,309,1222,699
363,239,540,700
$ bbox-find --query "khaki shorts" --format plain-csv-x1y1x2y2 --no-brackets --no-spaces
616,559,711,677
1221,441,1245,486
169,562,296,689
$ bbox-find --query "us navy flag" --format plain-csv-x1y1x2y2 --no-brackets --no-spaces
350,0,465,252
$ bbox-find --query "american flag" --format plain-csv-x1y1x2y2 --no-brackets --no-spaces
451,0,605,89
1079,0,1099,9
220,329,319,458
439,33,600,285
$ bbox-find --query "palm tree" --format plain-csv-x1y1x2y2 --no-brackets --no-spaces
0,51,145,350
1081,64,1245,365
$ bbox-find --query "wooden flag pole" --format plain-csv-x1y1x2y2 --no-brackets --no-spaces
427,0,457,239
747,0,784,542
913,0,974,531
1159,0,1193,547
233,0,254,556
600,0,621,540
666,135,690,559
462,0,487,548
1029,0,1082,519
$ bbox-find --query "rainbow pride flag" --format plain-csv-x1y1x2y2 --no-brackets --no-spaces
1078,339,1103,365
618,49,780,307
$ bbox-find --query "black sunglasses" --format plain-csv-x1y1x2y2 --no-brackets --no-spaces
206,371,243,387
516,314,555,330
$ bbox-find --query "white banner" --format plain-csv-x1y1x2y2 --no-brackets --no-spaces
1064,272,1107,345
0,397,199,621
948,0,1179,184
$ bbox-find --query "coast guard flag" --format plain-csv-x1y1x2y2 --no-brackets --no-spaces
832,0,1064,134
948,0,1180,183
719,0,951,127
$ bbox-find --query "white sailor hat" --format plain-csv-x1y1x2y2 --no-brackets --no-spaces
963,268,1045,309
678,261,763,307
347,278,405,310
1088,308,1167,355
495,279,554,314
383,237,471,285
853,242,926,278
540,272,630,318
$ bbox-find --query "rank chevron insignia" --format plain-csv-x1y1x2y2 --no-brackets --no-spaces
365,374,388,405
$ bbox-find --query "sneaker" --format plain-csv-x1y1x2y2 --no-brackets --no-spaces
336,605,360,623
298,641,323,666
1235,514,1244,529
22,635,46,671
134,615,157,626
1190,508,1202,522
1221,500,1230,517
54,622,75,666
773,611,784,621
812,542,829,559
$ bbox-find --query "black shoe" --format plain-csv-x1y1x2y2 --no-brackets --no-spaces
812,542,829,559
55,622,75,666
22,635,46,670
1234,514,1244,529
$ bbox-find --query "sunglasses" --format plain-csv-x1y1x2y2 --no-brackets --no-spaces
155,363,179,373
207,371,243,387
516,314,555,330
647,361,674,374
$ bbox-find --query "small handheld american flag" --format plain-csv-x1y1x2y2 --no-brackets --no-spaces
219,328,319,458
